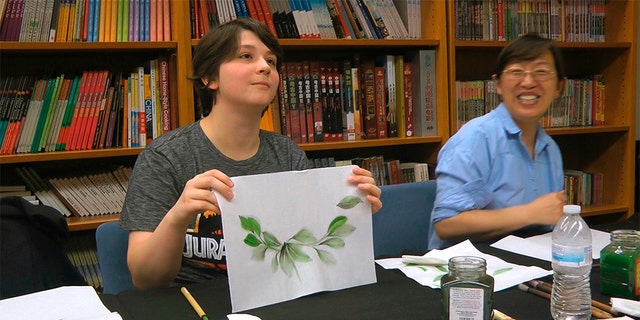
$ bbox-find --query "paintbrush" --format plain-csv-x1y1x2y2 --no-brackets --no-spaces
517,283,613,319
528,280,618,316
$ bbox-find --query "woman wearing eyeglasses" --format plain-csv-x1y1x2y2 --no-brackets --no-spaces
428,33,567,249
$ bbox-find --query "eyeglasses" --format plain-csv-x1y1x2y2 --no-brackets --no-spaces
501,68,556,81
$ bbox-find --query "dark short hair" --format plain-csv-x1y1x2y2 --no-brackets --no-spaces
190,18,283,117
494,32,565,81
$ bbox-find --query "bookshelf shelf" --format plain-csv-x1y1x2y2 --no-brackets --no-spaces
0,148,144,164
454,40,632,50
67,214,121,232
546,125,630,136
189,39,440,49
581,204,630,218
0,41,178,52
300,136,442,152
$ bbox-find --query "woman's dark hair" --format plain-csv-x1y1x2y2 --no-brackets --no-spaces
190,18,283,117
494,32,565,81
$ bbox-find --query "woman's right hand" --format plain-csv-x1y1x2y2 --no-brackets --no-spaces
527,191,567,225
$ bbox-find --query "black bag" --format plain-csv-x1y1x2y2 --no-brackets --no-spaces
0,196,87,299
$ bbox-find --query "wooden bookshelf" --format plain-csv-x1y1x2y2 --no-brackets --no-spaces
0,1,449,230
445,0,637,221
2,0,634,230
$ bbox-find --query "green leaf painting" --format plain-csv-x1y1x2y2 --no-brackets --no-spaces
336,195,363,209
492,267,513,276
239,214,357,279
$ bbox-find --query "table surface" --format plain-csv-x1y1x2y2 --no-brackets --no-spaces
101,214,639,320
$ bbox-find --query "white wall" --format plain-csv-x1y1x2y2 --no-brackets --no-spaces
637,2,639,140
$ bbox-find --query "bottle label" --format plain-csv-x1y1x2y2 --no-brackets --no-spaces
635,257,640,297
449,287,484,320
552,244,592,266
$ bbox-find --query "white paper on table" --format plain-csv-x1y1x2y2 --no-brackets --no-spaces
490,229,610,262
611,297,640,317
0,286,121,320
375,240,552,291
216,166,377,313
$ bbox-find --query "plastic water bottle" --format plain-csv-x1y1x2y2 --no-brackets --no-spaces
550,204,592,320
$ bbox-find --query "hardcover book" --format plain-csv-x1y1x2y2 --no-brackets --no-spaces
361,59,376,139
412,49,437,137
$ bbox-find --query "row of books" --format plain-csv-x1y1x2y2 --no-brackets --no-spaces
454,0,606,42
311,155,435,186
190,0,421,40
278,50,437,143
0,0,171,42
14,165,132,217
65,231,103,291
454,76,605,130
564,169,603,206
0,184,39,204
0,57,173,155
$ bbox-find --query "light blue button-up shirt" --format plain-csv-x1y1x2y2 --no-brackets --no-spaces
428,103,564,249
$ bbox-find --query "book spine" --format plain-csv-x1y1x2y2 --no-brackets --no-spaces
374,66,386,138
86,70,110,149
40,75,65,151
147,59,160,143
137,66,146,147
96,86,114,148
310,60,323,142
30,78,56,153
402,59,413,137
257,0,277,37
332,0,352,38
356,0,381,39
350,66,362,139
362,59,376,139
46,78,72,151
278,63,290,138
384,55,397,138
393,55,404,138
286,62,301,143
104,79,122,147
294,61,307,142
158,56,171,133
320,63,331,141
302,61,314,142
330,62,342,141
341,0,363,38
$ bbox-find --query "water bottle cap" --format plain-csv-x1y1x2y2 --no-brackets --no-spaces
563,204,581,214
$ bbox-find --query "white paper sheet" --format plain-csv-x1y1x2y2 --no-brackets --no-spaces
0,286,121,320
376,240,552,291
490,229,611,261
217,166,377,312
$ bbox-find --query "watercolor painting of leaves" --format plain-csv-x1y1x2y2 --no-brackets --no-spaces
239,195,362,279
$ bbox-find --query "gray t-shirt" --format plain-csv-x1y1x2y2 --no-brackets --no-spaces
120,120,313,284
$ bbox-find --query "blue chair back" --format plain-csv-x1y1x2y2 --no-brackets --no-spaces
372,181,436,258
95,221,134,294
